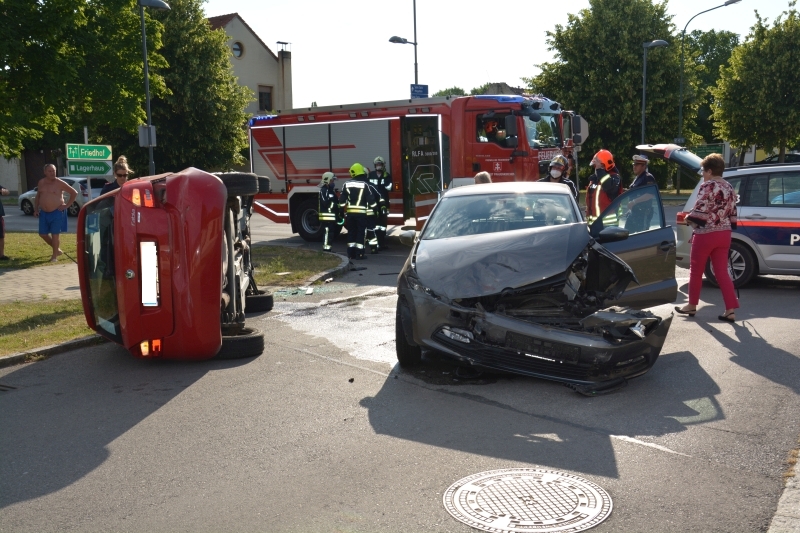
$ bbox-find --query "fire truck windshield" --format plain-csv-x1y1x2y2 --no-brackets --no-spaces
82,196,122,343
524,113,562,149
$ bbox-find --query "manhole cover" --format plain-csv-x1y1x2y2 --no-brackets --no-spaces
443,468,612,533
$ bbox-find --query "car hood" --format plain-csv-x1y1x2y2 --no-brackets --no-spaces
414,223,634,301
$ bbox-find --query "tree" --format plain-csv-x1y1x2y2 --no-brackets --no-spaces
0,0,167,158
433,86,466,97
711,5,800,161
523,0,679,186
469,83,493,95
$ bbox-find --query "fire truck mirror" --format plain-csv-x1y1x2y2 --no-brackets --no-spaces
572,114,582,134
506,136,519,149
573,134,583,145
504,115,518,137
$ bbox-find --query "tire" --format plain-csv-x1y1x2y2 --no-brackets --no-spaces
705,240,757,289
21,199,34,216
295,198,323,242
245,291,274,313
215,172,259,197
67,201,80,217
257,176,272,194
396,299,422,367
215,327,264,360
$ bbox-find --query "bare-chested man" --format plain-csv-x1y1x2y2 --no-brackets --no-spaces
34,164,77,262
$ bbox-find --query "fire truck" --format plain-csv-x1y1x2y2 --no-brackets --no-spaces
248,94,587,240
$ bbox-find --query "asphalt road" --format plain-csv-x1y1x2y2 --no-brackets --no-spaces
1,222,798,532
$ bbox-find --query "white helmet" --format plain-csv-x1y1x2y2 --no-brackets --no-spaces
374,156,385,168
320,171,336,186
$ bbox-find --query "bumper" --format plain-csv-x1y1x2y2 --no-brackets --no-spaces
400,288,673,386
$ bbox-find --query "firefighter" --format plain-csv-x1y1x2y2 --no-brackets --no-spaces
339,163,377,260
585,149,623,224
367,156,392,251
538,154,578,202
625,154,657,233
318,172,339,251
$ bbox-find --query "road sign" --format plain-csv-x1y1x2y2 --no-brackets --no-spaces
66,143,112,160
67,160,113,176
693,143,724,158
411,84,428,99
673,137,686,145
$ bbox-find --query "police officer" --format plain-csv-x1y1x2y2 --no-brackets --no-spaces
367,156,392,251
625,154,657,233
318,172,339,251
339,163,377,260
538,154,578,202
585,149,622,224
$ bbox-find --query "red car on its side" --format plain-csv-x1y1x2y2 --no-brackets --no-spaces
77,168,271,360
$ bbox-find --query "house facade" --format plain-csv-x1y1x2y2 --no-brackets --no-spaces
208,13,292,116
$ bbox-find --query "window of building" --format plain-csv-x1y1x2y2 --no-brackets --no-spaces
232,42,244,58
258,86,273,112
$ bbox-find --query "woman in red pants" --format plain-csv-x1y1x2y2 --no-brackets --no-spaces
675,153,740,322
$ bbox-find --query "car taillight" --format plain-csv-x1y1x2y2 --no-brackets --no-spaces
139,339,162,357
80,183,88,197
130,188,155,207
676,212,688,225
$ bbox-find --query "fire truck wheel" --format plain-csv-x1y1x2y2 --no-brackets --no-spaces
215,172,259,197
245,291,274,313
257,176,272,194
295,198,324,242
215,327,265,360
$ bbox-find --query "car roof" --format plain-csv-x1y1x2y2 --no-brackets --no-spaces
724,163,800,177
443,181,572,198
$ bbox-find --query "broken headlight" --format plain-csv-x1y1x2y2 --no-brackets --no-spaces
440,326,474,344
407,275,438,298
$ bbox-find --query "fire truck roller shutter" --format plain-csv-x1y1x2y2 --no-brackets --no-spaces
330,120,392,177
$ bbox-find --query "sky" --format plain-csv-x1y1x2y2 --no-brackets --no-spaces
202,0,790,110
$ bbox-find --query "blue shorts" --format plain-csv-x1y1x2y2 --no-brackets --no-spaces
39,208,68,235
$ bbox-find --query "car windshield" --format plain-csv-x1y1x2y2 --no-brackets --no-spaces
82,196,122,343
523,113,562,149
421,192,578,240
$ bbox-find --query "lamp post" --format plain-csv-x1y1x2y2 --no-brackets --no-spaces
138,0,171,176
642,40,669,145
389,0,418,84
677,0,741,192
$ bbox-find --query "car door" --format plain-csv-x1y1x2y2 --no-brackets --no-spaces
589,184,677,308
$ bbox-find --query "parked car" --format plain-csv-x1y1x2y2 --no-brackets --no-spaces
395,181,677,394
637,143,800,288
18,177,108,216
750,153,800,165
77,169,272,360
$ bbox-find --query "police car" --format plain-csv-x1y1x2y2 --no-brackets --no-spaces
637,144,800,287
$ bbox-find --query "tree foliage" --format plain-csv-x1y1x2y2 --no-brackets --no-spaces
432,86,467,97
711,4,800,160
0,0,167,158
524,0,679,185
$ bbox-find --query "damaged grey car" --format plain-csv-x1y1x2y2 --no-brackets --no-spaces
396,182,677,393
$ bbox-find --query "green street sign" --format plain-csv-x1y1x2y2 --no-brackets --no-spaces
66,143,112,160
68,160,113,176
693,144,724,158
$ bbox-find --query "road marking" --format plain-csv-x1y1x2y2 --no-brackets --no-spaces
610,435,692,457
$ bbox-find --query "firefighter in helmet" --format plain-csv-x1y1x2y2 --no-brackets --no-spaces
339,163,377,260
367,155,392,251
318,172,339,251
537,154,578,202
585,149,623,224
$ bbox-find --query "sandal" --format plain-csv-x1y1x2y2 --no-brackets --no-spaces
674,306,696,317
718,312,736,323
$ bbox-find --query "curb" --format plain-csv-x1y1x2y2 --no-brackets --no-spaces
0,334,108,369
304,252,350,285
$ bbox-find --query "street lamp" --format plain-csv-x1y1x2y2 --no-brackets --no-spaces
138,0,171,176
676,0,741,192
389,0,418,84
642,39,669,145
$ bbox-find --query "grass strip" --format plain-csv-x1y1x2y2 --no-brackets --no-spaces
1,232,78,269
0,299,92,356
251,245,341,286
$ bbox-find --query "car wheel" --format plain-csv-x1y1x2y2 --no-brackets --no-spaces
245,291,274,313
295,198,323,242
257,176,272,194
705,240,757,289
396,299,422,367
215,327,265,360
20,199,34,216
215,172,259,197
67,201,80,217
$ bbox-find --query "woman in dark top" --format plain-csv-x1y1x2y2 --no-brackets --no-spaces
101,155,132,195
675,153,740,322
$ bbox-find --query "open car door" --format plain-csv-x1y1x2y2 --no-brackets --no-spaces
589,184,677,309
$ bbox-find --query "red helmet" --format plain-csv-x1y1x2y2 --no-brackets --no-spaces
594,149,615,171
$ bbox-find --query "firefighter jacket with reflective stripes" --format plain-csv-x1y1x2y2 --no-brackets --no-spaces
585,170,622,222
365,180,385,216
339,177,377,214
367,170,392,203
318,183,339,221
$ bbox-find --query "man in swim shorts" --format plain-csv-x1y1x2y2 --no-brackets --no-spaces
34,164,77,262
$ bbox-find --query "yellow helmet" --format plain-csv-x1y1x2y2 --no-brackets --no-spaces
321,172,336,186
349,163,366,178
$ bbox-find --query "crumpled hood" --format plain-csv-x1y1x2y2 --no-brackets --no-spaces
414,224,592,300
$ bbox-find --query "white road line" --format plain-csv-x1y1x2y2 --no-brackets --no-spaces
610,435,692,457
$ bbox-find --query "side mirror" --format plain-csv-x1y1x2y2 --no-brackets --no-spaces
572,115,589,144
505,136,519,148
572,134,582,145
504,115,518,137
597,226,629,243
399,230,418,247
